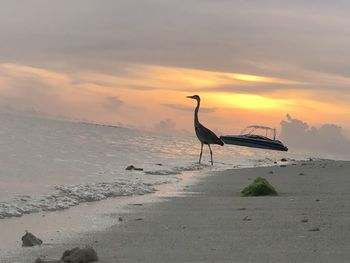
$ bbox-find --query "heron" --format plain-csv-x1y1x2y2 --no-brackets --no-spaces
186,95,224,165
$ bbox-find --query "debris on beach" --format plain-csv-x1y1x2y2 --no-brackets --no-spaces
308,227,320,232
241,177,278,197
268,171,274,174
125,165,143,171
299,173,305,176
61,246,98,263
242,216,252,221
22,231,43,247
300,218,309,223
281,158,288,162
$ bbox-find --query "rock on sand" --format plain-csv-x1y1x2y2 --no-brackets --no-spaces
61,246,98,263
22,231,43,247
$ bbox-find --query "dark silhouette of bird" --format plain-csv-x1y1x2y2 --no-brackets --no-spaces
186,95,224,165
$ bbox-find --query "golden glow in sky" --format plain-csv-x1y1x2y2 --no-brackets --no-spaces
209,93,293,110
0,63,349,134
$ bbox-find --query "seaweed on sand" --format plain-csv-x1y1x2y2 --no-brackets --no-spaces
241,177,278,197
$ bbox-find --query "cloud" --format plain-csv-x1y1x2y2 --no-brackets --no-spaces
2,0,350,94
162,103,217,113
155,119,176,133
2,0,350,82
103,96,124,112
0,63,126,122
280,114,350,157
153,118,190,136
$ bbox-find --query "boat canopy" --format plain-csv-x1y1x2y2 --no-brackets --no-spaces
240,125,276,140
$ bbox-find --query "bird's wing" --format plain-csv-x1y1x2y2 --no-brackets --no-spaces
196,123,224,146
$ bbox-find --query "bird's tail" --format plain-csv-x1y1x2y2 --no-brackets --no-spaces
217,137,224,146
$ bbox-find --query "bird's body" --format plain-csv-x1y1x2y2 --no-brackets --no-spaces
187,95,223,165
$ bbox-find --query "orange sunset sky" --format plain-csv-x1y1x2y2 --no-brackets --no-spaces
0,1,349,137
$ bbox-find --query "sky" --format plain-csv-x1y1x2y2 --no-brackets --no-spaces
0,0,349,141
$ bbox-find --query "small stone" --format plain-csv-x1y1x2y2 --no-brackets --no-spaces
135,218,143,221
281,158,288,162
125,165,143,171
308,227,320,232
22,231,43,247
118,217,123,222
268,171,274,174
280,165,287,167
61,246,98,263
243,216,252,221
299,173,305,176
301,218,309,223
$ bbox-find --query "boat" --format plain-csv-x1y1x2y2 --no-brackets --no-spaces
220,125,288,151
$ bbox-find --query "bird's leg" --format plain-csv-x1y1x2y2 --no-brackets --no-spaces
199,143,203,164
208,144,213,165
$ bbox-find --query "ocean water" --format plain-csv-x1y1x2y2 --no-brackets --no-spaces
0,113,307,220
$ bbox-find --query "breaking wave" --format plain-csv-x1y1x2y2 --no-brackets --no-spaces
0,180,156,219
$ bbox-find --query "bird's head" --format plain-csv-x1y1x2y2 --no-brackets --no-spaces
186,95,200,101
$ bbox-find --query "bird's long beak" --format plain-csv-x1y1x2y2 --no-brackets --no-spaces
186,95,194,99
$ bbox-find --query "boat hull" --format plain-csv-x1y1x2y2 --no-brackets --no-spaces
220,136,288,151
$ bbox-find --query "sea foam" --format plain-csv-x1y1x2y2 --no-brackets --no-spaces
0,180,156,219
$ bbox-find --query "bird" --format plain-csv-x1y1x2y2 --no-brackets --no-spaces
186,95,224,165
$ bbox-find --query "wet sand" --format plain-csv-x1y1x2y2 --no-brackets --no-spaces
2,160,350,263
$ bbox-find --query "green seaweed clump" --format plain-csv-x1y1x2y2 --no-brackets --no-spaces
125,165,143,171
241,177,278,197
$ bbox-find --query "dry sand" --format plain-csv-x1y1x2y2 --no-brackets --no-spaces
2,160,350,263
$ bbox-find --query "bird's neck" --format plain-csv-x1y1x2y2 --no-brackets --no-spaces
194,99,200,124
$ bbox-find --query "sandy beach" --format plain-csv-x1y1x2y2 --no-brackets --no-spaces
2,159,350,263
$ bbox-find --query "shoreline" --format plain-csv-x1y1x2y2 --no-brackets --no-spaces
0,166,208,261
2,159,350,262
